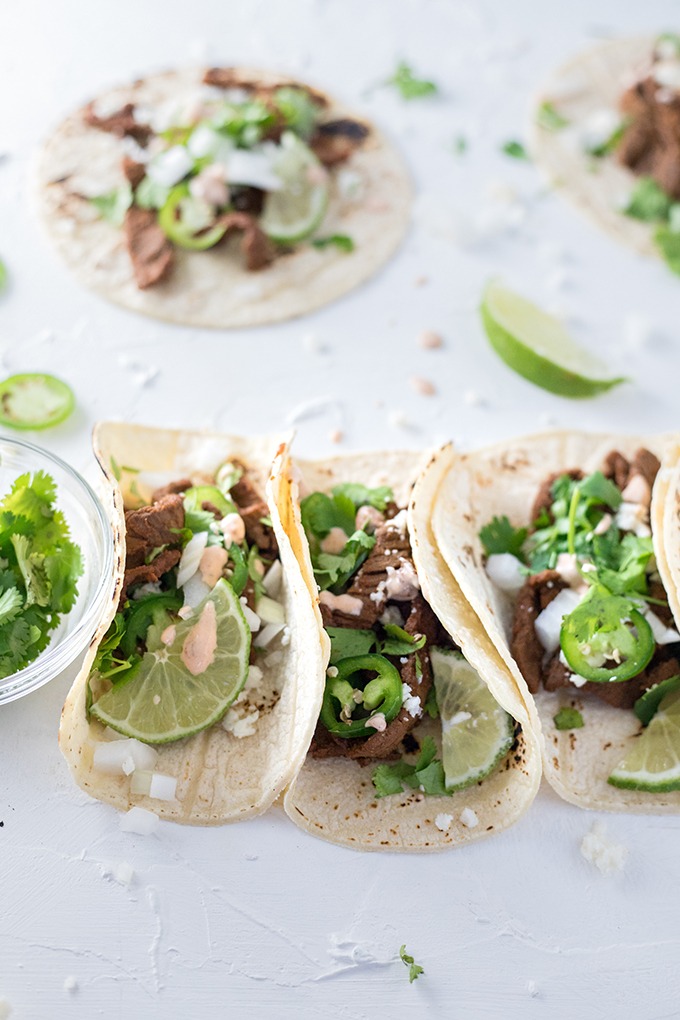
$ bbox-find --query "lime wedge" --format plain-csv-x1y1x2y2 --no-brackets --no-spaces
608,688,680,792
480,280,626,398
91,579,250,744
259,133,329,244
432,647,514,791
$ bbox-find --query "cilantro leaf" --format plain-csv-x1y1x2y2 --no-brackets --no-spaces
399,945,425,984
135,176,171,210
387,61,438,100
380,623,427,656
479,515,527,559
11,534,50,607
315,529,375,592
579,471,622,509
327,627,377,663
331,482,393,512
312,235,355,253
372,737,448,799
624,178,673,223
424,684,439,719
300,491,356,539
452,135,468,155
536,101,569,131
654,224,680,275
657,32,680,56
587,120,628,158
553,707,584,730
0,587,23,625
502,140,529,161
89,182,133,226
274,87,319,138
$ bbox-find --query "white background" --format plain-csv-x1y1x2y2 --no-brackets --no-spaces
3,1,680,1017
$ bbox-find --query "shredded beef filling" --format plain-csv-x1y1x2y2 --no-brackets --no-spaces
120,493,185,602
229,466,278,559
618,73,680,199
123,207,174,289
84,102,152,145
512,448,679,709
217,212,275,271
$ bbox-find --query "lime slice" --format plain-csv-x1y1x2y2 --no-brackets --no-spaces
480,280,626,398
0,373,75,430
608,688,680,792
259,134,329,244
91,579,250,744
432,647,514,791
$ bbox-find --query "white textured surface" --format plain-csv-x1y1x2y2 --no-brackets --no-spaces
2,1,680,1017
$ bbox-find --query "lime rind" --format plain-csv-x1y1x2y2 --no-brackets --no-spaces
608,688,680,792
481,281,627,398
432,647,515,792
259,136,329,244
0,373,75,430
91,579,250,744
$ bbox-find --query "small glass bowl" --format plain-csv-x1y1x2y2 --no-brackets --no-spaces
0,436,115,705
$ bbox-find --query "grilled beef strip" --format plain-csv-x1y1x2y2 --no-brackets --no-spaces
84,101,152,144
123,206,174,289
618,73,680,200
229,467,278,559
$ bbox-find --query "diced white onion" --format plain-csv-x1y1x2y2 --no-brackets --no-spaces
534,588,583,653
256,595,285,625
254,621,285,648
146,145,194,188
130,770,178,801
486,553,526,593
224,149,282,191
177,531,209,589
262,559,283,598
642,607,680,646
188,124,221,159
182,573,212,610
119,806,160,836
240,598,261,632
93,739,158,776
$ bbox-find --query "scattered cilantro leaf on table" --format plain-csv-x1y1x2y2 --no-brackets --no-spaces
502,140,529,160
399,945,425,983
387,61,438,100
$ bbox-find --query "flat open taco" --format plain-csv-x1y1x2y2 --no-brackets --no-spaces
423,433,680,812
34,67,411,327
531,34,680,275
271,449,541,851
59,423,324,824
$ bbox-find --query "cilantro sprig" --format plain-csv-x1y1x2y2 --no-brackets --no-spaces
553,707,584,731
372,736,448,798
0,471,83,676
387,61,438,100
399,945,425,984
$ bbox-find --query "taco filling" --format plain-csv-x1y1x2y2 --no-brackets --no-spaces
82,69,369,289
302,482,515,798
480,447,680,790
87,459,287,765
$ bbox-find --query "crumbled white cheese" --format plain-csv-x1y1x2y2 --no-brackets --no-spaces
460,807,479,828
384,561,420,600
401,683,422,718
653,60,680,89
615,501,651,538
580,821,627,875
63,976,78,993
301,331,326,354
434,812,453,832
386,509,408,536
113,861,135,887
463,389,486,408
222,707,260,738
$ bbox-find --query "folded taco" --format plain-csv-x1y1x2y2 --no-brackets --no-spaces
59,423,324,824
423,433,680,812
35,67,410,327
271,449,541,851
531,34,680,274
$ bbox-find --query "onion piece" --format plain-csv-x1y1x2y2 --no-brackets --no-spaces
486,553,526,593
254,621,285,648
130,771,178,801
534,588,583,653
257,595,285,625
262,560,283,598
119,806,160,836
177,531,209,589
93,739,158,776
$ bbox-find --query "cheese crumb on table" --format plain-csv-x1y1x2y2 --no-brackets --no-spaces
63,977,78,993
580,821,627,875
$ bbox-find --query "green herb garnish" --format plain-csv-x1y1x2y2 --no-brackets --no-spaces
274,87,319,139
654,224,680,275
588,121,628,158
399,945,425,984
387,61,438,100
624,177,673,223
479,515,527,560
372,736,447,798
0,471,83,677
312,234,355,253
536,101,569,131
0,258,7,292
90,182,133,226
452,135,468,155
331,482,393,511
553,707,584,731
502,140,529,161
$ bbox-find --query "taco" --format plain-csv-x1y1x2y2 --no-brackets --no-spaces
531,34,680,274
59,423,324,824
422,432,680,812
271,449,541,851
34,67,411,327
